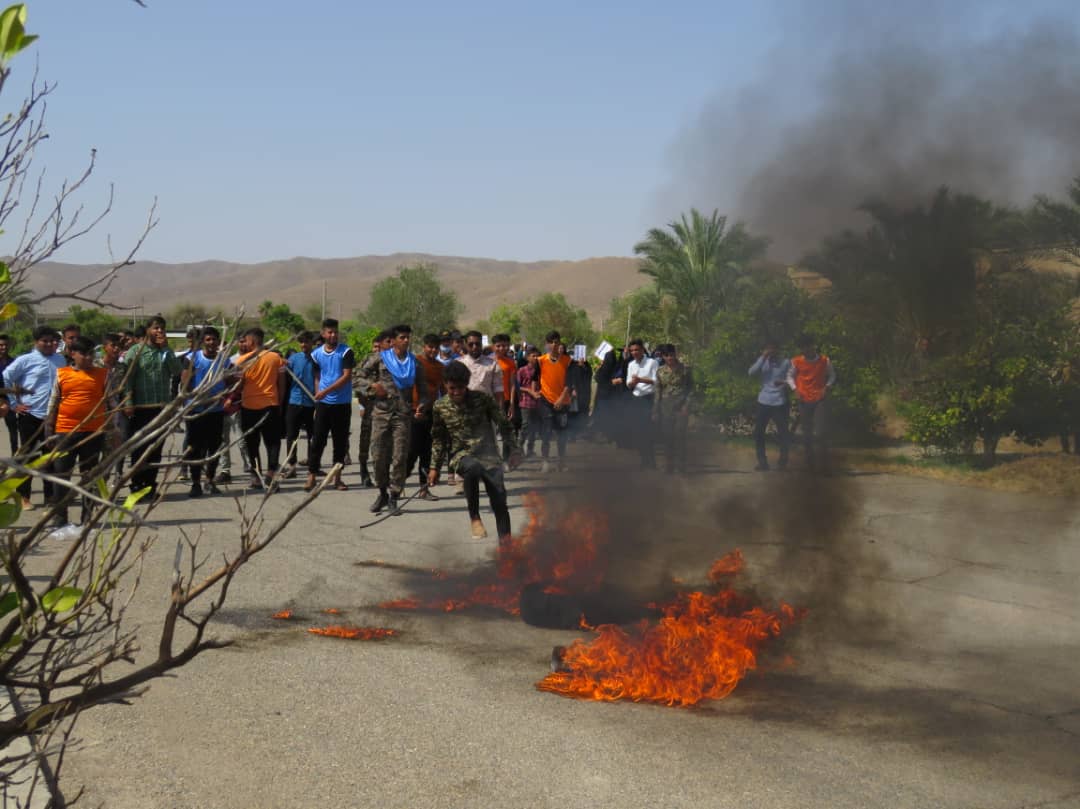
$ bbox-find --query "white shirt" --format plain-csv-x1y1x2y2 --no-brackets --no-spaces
459,353,503,398
626,357,659,398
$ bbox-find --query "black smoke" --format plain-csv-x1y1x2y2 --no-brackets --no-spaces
660,0,1080,261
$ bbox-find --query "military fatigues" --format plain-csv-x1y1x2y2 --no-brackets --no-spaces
354,353,428,494
431,390,520,538
652,363,693,474
351,364,374,475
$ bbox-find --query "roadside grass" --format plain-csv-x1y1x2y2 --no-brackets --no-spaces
712,434,1080,496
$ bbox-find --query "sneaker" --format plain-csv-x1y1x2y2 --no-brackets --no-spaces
361,475,374,489
214,471,232,485
282,465,297,479
189,482,203,498
538,460,550,474
344,453,353,466
388,493,402,516
417,487,440,502
470,518,488,539
370,490,389,514
207,482,223,495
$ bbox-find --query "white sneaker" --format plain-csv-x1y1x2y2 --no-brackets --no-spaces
539,460,550,474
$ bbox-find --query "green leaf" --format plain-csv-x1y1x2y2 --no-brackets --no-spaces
0,475,26,501
96,477,109,501
0,301,17,320
41,585,82,613
0,591,18,618
0,497,19,527
122,486,151,511
0,260,9,284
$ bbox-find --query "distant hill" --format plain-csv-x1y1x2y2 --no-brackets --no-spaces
30,253,645,325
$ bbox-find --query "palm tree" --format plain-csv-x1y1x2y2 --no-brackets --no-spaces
634,209,768,353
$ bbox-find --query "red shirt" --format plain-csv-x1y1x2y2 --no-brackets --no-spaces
791,354,830,403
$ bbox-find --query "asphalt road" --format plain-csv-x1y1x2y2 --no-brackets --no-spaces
38,439,1080,809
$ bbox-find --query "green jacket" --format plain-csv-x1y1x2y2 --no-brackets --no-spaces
432,390,518,471
124,343,182,408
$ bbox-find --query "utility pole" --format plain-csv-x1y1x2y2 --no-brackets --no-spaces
624,305,632,347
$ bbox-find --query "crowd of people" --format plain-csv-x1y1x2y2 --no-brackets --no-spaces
0,317,836,542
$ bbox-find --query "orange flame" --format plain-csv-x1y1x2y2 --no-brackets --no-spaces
380,492,609,614
272,610,294,620
322,608,342,615
307,625,398,640
708,549,745,582
536,554,805,707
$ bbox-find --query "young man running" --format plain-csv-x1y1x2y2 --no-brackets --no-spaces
429,360,521,541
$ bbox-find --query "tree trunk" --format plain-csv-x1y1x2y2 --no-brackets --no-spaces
982,433,1000,465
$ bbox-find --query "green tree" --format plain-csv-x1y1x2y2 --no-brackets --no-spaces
604,283,680,349
802,188,1025,382
360,262,462,336
634,209,768,355
50,304,126,342
169,302,222,330
475,302,524,340
257,299,305,343
518,292,595,347
903,268,1077,463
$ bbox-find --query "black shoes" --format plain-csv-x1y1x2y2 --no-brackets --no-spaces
189,482,203,498
388,493,402,516
370,490,389,513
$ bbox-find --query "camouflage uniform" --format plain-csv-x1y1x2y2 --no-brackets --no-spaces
351,365,373,468
354,352,428,494
432,390,519,538
652,363,693,474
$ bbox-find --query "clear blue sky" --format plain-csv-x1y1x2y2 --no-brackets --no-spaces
20,0,776,264
15,1,1080,265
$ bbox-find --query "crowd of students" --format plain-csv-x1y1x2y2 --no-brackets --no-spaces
0,317,836,541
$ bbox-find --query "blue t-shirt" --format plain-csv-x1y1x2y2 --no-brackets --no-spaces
189,350,227,413
287,351,316,407
311,343,355,405
3,350,66,419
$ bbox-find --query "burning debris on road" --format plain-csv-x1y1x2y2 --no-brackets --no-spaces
378,493,805,707
307,626,398,641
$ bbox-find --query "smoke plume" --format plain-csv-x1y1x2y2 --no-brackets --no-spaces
661,0,1080,261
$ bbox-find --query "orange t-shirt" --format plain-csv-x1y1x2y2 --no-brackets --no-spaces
791,354,830,403
413,355,445,407
238,351,285,409
496,356,516,402
54,366,108,433
538,354,570,404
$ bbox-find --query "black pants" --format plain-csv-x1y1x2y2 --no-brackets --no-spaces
187,410,225,485
753,402,790,469
50,432,105,524
628,395,656,468
129,407,165,495
406,417,433,484
309,402,350,474
16,413,52,501
284,404,315,467
536,397,567,460
4,410,18,454
241,406,282,475
457,455,511,538
797,399,828,471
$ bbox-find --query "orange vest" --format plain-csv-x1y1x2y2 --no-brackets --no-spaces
496,356,516,401
54,366,108,433
791,354,830,403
